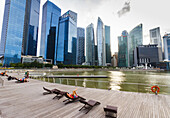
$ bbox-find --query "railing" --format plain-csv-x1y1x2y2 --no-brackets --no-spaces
30,76,170,95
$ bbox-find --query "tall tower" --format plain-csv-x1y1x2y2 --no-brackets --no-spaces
40,1,61,64
77,27,85,65
118,30,128,67
105,25,111,64
56,10,77,65
128,24,143,67
97,17,106,66
22,0,40,56
163,33,170,61
86,23,95,66
0,0,27,66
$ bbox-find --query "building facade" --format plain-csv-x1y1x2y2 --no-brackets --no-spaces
118,30,128,67
86,23,95,66
134,44,160,67
22,0,40,56
128,24,143,67
56,10,77,65
77,27,85,65
163,33,170,61
97,17,106,66
105,25,111,64
40,1,61,64
0,0,27,66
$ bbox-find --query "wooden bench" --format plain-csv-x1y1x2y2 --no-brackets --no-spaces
104,105,118,118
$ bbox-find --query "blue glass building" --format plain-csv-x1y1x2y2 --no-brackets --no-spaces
40,1,61,64
0,0,27,66
97,17,106,66
128,24,143,67
56,10,77,65
86,23,95,66
163,33,170,61
118,30,128,67
77,27,85,65
105,25,111,64
22,0,40,56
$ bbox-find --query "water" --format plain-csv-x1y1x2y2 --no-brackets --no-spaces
38,70,170,95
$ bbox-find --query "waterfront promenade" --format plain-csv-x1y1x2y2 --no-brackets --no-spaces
0,72,170,118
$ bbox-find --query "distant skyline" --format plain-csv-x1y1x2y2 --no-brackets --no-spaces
0,0,170,55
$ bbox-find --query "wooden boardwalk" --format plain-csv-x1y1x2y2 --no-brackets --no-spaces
0,73,170,118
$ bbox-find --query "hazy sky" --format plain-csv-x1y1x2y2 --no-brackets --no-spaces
0,0,170,55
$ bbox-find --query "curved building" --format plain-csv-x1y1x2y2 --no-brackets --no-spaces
97,17,106,66
128,24,143,67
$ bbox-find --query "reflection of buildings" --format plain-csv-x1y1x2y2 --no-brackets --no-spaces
105,25,111,65
97,17,106,66
163,33,170,61
86,23,95,66
149,27,162,61
77,28,85,65
128,24,143,67
56,10,77,65
0,0,40,66
118,30,128,67
134,44,160,67
40,1,61,64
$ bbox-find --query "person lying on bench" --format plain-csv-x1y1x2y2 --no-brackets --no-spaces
66,88,78,98
16,77,28,82
0,71,8,76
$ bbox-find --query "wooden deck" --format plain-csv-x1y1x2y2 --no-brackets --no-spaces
0,73,170,118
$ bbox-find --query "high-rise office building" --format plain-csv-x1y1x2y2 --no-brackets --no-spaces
149,27,162,61
86,23,95,66
128,24,143,67
118,30,128,67
56,10,77,65
105,25,111,64
97,17,106,66
22,0,40,56
77,27,85,65
40,1,61,64
0,0,40,66
163,33,170,61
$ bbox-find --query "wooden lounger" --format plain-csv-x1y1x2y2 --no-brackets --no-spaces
43,87,67,100
63,93,86,105
104,105,118,118
79,99,100,114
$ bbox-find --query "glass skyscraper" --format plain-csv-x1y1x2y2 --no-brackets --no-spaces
128,24,143,67
118,30,128,67
40,1,61,64
56,10,77,65
86,23,95,66
77,27,85,65
22,0,40,56
163,33,170,61
105,25,111,64
97,17,106,66
0,0,27,66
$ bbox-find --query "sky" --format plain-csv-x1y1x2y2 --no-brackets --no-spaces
0,0,170,56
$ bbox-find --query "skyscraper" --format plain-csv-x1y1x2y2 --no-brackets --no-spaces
128,24,143,67
40,1,61,64
105,25,111,64
149,27,162,61
118,30,128,67
0,0,30,65
97,17,106,66
56,10,77,65
77,27,85,65
163,33,170,61
22,0,40,56
86,23,95,66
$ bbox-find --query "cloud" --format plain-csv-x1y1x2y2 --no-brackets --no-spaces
117,1,130,17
